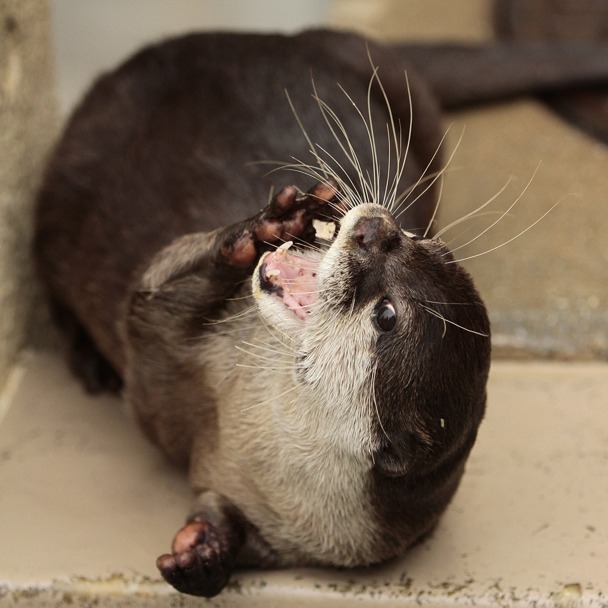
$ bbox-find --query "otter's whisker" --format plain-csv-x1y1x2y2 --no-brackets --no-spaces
258,308,301,350
422,299,476,306
201,304,258,326
447,163,541,257
371,363,391,443
363,54,412,211
382,117,407,212
419,304,489,337
285,88,329,181
335,76,381,203
393,124,460,222
273,160,357,212
240,383,301,413
225,292,257,303
375,69,412,210
449,196,564,265
311,88,371,203
365,71,382,205
262,237,322,255
281,238,324,254
441,211,514,248
423,170,445,238
434,178,513,240
312,144,366,208
395,71,414,204
239,340,295,359
392,166,459,220
235,360,296,372
234,332,294,370
314,84,374,200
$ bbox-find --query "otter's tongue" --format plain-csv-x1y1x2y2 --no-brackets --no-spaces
259,242,319,320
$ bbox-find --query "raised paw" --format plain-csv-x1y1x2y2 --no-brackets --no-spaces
263,178,339,222
219,178,340,269
156,520,236,597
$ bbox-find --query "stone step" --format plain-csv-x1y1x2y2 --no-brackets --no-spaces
1,351,606,606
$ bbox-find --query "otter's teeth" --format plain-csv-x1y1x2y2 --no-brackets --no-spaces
266,268,281,280
277,241,293,254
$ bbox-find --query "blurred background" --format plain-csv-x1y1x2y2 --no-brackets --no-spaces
50,0,498,115
51,0,332,115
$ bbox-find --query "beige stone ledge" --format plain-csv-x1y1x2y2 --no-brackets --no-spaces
1,351,606,606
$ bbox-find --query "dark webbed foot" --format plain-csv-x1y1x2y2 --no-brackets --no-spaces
156,518,239,597
68,331,123,394
219,179,339,269
51,300,123,394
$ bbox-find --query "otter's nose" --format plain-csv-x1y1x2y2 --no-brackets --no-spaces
351,215,402,252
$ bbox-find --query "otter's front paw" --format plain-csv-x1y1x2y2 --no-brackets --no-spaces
220,179,339,269
156,520,235,597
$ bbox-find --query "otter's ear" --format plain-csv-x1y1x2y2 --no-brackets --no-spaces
373,433,418,478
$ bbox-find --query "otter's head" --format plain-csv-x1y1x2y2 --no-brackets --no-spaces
251,203,490,479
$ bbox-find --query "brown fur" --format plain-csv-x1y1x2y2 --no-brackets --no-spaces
34,30,493,597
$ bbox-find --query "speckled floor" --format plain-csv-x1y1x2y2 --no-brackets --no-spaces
1,351,606,607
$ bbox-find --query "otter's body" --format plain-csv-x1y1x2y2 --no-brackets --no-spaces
35,30,496,597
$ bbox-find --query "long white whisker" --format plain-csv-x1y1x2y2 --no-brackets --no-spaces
448,163,541,256
434,178,513,240
449,196,564,264
419,304,489,337
311,83,372,202
241,383,301,413
335,78,380,203
371,364,390,442
423,170,445,238
384,71,412,211
201,304,258,326
394,125,462,222
238,340,293,359
284,88,328,180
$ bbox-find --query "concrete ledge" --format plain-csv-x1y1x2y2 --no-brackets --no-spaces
1,351,607,606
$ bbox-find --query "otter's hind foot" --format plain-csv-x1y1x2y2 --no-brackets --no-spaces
156,519,239,597
68,333,123,394
50,299,122,394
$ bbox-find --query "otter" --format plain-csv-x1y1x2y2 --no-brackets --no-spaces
34,30,608,597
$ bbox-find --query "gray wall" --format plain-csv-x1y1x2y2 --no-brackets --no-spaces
51,0,331,115
0,0,58,391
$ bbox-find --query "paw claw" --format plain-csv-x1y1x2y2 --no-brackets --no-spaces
258,179,339,243
157,520,234,598
268,185,298,217
219,179,341,271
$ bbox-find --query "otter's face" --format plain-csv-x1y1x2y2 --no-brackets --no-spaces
252,203,490,477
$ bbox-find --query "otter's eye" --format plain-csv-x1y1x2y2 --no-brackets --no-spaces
374,298,397,332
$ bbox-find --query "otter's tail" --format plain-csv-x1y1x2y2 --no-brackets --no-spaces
390,42,608,109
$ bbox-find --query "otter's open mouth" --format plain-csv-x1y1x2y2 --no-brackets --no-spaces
258,242,320,320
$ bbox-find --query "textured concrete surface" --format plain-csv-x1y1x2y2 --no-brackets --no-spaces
0,0,58,391
328,0,608,359
329,0,494,42
1,351,606,606
439,102,608,359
